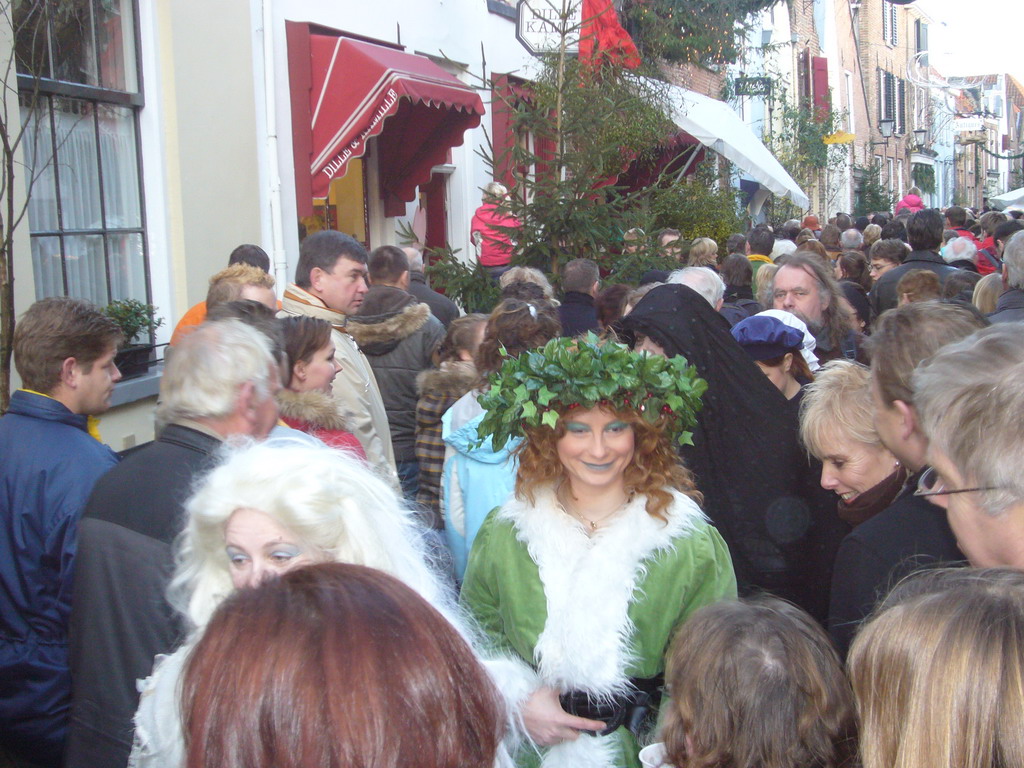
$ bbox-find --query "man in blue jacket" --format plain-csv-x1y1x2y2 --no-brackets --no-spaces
0,297,122,767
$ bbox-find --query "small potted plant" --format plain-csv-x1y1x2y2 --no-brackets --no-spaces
102,298,165,380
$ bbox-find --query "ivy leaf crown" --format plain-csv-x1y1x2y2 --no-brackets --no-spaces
476,332,707,452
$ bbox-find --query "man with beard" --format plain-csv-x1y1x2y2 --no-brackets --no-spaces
770,253,866,364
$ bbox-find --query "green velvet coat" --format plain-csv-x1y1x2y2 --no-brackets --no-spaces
462,486,737,768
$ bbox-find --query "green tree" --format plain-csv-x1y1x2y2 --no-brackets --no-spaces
854,165,895,216
911,163,935,195
621,0,778,66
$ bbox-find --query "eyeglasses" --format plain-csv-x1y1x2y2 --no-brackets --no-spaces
913,466,999,498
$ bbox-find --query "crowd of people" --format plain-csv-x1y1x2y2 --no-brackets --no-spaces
2,195,1024,768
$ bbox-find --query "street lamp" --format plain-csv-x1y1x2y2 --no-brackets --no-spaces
870,118,896,149
913,127,928,147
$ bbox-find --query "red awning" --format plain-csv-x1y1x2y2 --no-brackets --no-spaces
295,33,484,216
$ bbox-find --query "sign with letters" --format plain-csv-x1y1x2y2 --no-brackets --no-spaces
516,0,581,56
953,117,984,133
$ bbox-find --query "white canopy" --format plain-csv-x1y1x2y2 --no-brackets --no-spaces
666,86,810,210
989,187,1024,211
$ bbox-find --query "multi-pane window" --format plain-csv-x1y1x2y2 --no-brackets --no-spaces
14,0,150,315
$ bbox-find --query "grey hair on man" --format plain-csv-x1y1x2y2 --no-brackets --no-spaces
667,267,725,310
840,228,864,251
912,324,1024,517
943,236,977,266
562,258,600,295
1004,230,1024,290
157,319,277,427
402,246,425,273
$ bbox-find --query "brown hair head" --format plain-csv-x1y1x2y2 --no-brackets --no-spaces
474,299,561,378
796,229,816,246
13,297,122,394
595,283,631,329
368,245,410,285
435,313,487,366
760,351,815,385
295,231,368,289
837,250,872,291
979,210,1007,237
663,596,856,768
720,253,753,288
819,224,842,251
280,316,333,386
227,244,270,272
796,239,829,261
895,269,941,304
515,407,699,520
869,238,907,265
867,301,986,406
182,563,504,768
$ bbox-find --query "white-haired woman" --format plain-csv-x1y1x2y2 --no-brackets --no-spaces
129,440,519,768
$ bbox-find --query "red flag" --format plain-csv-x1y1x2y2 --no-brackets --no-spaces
579,0,641,70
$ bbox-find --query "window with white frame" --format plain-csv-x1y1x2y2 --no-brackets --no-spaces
15,0,151,318
881,0,898,47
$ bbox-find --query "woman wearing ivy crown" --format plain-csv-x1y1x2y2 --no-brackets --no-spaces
461,335,737,768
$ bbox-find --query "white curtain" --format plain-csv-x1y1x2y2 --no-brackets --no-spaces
22,97,145,307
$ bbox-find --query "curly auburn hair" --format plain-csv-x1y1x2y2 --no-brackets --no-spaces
514,407,700,521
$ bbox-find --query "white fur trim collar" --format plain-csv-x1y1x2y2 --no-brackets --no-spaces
498,486,705,768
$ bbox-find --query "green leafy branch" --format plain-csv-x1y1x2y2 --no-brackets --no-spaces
476,333,707,451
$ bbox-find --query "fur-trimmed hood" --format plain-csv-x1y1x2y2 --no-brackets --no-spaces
416,360,478,398
348,288,431,355
276,389,352,431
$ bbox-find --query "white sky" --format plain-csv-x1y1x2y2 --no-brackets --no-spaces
915,0,1024,82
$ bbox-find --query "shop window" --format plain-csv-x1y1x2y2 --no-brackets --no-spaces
15,0,151,315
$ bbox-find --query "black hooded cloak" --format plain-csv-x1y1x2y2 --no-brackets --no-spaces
618,284,845,618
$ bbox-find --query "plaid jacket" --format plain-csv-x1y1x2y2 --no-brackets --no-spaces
414,362,478,526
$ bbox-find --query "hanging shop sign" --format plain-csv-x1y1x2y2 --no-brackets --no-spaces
735,77,773,97
516,0,581,56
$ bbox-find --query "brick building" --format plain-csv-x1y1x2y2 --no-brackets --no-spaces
856,0,927,205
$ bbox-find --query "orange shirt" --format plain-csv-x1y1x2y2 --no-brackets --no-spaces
169,302,207,347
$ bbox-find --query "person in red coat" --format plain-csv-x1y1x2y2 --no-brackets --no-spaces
471,182,520,279
894,186,925,216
